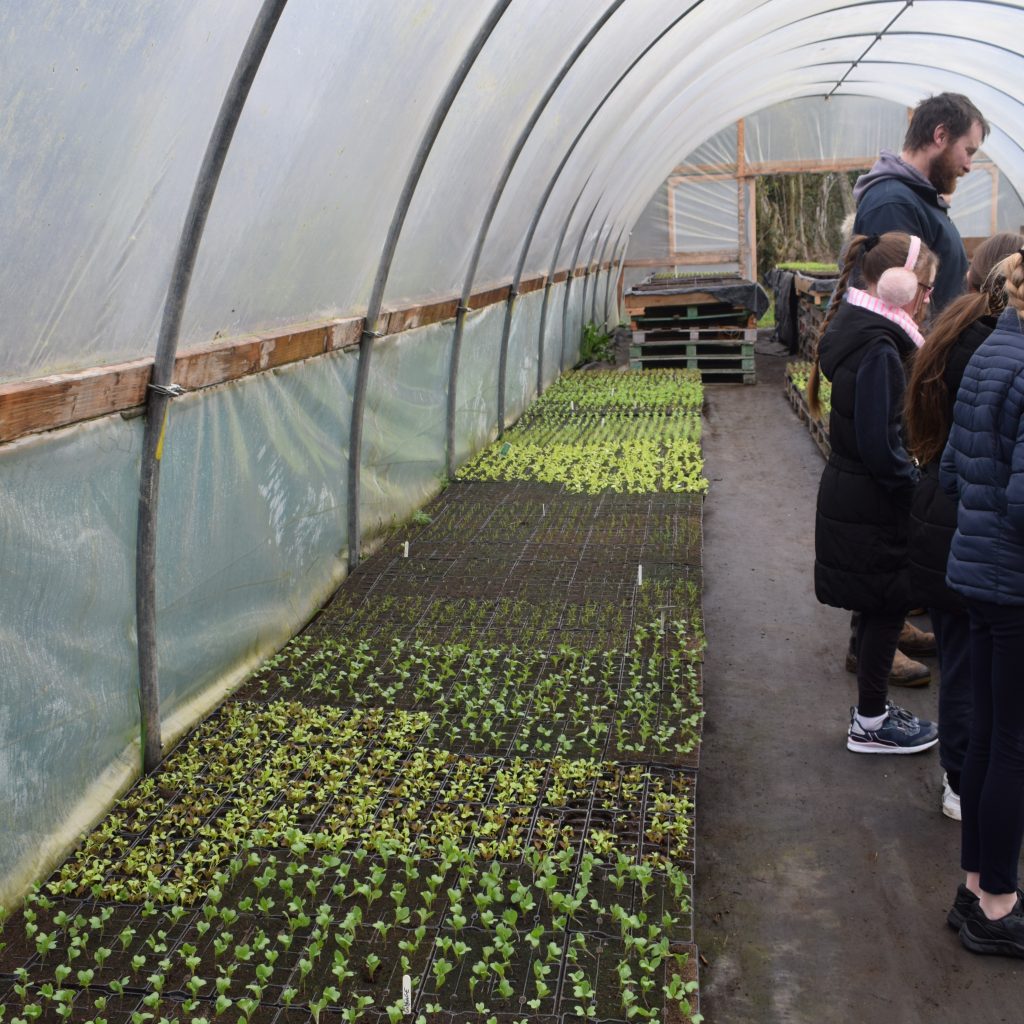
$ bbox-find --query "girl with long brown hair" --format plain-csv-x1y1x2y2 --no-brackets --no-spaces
811,231,939,752
905,232,1024,821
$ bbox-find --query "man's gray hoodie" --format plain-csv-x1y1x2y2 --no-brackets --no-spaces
852,149,968,313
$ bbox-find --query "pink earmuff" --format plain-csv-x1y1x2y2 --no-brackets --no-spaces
876,235,922,307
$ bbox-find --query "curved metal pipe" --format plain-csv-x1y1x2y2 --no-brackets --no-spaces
576,215,608,337
605,225,627,325
497,2,706,425
591,223,614,324
134,0,289,773
444,0,627,477
559,198,602,371
537,181,592,395
346,0,512,569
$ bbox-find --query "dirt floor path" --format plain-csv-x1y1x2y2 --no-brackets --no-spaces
694,343,1023,1023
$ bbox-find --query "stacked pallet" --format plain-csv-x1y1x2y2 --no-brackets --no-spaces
785,360,831,459
625,273,767,384
792,268,838,360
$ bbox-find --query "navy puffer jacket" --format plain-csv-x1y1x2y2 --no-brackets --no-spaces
941,307,1024,604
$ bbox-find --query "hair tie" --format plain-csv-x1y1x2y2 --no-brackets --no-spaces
863,234,880,252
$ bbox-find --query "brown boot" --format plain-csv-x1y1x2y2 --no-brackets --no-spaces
888,648,931,687
898,620,936,658
844,647,931,686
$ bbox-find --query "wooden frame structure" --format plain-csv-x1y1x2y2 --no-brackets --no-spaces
626,112,1006,284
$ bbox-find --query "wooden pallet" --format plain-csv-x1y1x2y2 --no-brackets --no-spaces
785,374,831,458
632,327,756,384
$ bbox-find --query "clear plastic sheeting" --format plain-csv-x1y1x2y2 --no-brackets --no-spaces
626,96,1024,280
0,1,261,383
359,325,452,541
0,418,142,902
155,354,357,722
741,96,909,167
453,305,504,469
385,1,598,307
183,3,499,345
504,290,544,427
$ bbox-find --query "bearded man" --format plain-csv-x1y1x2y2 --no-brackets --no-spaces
853,93,989,313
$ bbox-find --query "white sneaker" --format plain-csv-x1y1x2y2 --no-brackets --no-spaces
942,773,962,821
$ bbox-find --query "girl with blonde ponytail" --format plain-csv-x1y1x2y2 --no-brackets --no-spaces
940,246,1024,958
812,231,938,754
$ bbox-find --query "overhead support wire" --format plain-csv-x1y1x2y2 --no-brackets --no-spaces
825,1,914,99
346,0,513,571
134,0,289,774
443,0,628,479
496,1,706,434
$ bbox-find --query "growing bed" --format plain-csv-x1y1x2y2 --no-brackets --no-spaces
1,369,707,1024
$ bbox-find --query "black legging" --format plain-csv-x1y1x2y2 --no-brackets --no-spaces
856,611,905,718
962,599,1024,895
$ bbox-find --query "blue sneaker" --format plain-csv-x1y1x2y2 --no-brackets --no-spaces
846,702,938,754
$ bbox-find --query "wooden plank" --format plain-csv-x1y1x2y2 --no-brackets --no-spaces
0,264,593,444
0,361,153,442
625,291,722,314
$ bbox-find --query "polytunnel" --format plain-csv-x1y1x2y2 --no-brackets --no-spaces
4,1,1024,1019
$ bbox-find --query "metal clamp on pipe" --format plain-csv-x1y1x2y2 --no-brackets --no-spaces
147,382,186,398
456,304,472,315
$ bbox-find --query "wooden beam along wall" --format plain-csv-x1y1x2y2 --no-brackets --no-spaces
0,263,611,445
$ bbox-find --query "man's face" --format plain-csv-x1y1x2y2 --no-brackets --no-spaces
928,120,984,194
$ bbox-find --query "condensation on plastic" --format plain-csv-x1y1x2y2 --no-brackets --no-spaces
0,1,262,384
359,325,452,542
0,418,142,908
154,352,357,723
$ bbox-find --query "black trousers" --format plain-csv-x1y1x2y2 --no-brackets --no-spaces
961,600,1024,894
855,612,905,718
932,606,971,793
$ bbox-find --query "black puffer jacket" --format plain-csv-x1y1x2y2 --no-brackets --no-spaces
908,316,996,610
814,301,920,612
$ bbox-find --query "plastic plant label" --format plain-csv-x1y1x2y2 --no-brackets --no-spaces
499,442,511,456
637,564,643,586
403,541,410,558
402,974,412,1014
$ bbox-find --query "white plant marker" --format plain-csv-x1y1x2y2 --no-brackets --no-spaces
403,974,412,1014
637,564,643,586
542,503,546,516
403,541,410,558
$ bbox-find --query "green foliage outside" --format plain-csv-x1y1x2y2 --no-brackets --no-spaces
579,321,614,364
776,261,838,274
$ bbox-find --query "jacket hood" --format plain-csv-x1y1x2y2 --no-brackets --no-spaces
853,149,947,209
819,302,914,380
